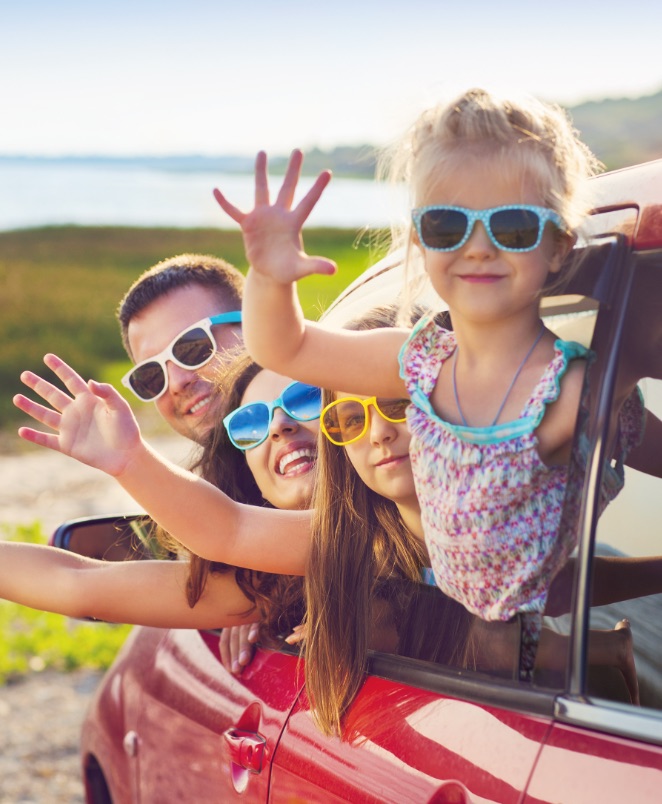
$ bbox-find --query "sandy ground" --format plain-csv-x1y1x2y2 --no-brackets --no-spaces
0,429,196,803
0,431,196,538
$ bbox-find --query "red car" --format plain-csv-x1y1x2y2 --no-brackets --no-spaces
53,159,662,802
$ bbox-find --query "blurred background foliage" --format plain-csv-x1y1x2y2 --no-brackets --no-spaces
0,225,384,432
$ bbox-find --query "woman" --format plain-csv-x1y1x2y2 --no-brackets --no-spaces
2,356,318,635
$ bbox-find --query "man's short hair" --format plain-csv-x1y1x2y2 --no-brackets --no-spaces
117,253,245,357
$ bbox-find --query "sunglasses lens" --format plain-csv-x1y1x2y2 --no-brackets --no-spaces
490,209,540,250
282,383,322,420
375,399,409,421
171,327,215,368
324,401,367,444
128,362,166,401
420,208,468,250
228,403,271,449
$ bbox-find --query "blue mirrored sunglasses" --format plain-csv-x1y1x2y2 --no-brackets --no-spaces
223,381,322,450
412,204,563,253
121,312,242,402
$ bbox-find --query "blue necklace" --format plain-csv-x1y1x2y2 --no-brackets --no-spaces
452,322,546,427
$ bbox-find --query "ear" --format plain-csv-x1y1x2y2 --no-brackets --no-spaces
548,230,576,275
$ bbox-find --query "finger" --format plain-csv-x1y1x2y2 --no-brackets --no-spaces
276,149,304,209
254,151,269,206
237,624,255,668
218,628,232,671
293,255,338,281
212,188,245,224
294,169,332,225
13,393,62,431
88,379,127,406
230,625,244,675
16,425,61,452
248,622,260,643
43,353,90,397
19,371,73,413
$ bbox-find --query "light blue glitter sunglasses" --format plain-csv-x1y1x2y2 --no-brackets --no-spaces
411,204,563,253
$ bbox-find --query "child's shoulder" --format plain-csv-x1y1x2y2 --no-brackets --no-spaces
399,314,454,383
535,351,587,465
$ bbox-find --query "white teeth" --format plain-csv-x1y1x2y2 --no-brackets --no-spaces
278,447,315,475
189,397,210,415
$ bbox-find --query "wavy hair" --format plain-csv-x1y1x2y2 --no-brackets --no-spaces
159,348,304,640
304,304,430,735
377,87,604,314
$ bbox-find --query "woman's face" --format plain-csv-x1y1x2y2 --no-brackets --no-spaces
338,393,418,511
242,370,318,511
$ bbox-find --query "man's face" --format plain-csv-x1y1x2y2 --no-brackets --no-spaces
127,284,242,442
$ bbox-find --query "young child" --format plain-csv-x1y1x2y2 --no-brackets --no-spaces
212,87,652,677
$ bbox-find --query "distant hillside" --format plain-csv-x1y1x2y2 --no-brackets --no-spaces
1,87,660,177
568,88,662,170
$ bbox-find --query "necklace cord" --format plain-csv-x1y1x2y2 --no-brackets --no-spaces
452,322,546,427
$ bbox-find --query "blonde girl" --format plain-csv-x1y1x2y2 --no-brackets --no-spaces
212,87,657,677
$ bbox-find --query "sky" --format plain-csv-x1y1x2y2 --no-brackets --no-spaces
2,0,662,158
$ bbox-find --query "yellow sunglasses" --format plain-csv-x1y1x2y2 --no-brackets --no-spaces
321,396,409,446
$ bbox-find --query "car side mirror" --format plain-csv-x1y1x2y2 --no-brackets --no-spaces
50,514,173,561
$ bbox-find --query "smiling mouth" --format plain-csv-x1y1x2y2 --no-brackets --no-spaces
277,447,317,476
187,396,211,416
459,274,504,282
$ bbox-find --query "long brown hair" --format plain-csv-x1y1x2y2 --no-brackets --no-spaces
304,305,430,735
168,348,305,639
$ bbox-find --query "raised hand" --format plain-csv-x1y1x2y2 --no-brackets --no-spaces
213,149,337,284
13,353,142,477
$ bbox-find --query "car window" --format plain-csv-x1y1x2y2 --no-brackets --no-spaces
586,254,662,711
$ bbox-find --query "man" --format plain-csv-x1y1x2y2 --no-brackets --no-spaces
118,252,256,672
117,253,244,443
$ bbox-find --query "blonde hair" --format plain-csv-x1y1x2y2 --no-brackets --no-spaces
378,87,604,316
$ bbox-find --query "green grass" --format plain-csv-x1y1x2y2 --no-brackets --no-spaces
0,225,387,429
0,522,131,684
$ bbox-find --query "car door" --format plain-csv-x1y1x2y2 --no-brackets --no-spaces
52,517,306,802
132,629,305,802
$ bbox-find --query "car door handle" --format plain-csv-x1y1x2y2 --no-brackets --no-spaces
223,728,267,773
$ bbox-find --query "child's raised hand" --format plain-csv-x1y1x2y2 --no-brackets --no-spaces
13,354,142,477
213,149,337,284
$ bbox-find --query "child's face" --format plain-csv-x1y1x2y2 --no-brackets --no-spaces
416,162,570,327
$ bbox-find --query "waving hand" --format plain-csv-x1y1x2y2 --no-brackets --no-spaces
13,353,141,477
213,149,337,284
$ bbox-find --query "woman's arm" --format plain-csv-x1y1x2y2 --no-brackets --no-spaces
0,542,259,629
214,150,407,397
13,354,311,574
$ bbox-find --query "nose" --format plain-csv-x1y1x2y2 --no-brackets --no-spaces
368,406,396,446
164,360,199,394
463,220,497,259
269,407,300,440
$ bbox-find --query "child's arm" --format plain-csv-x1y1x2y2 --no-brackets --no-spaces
0,542,259,629
213,150,407,397
13,354,311,575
